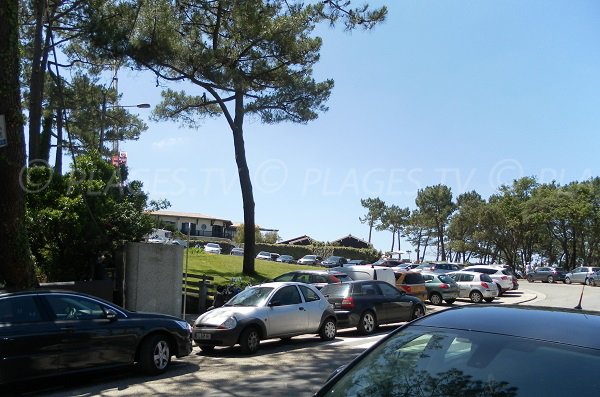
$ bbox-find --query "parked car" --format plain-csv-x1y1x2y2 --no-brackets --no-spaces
320,280,426,335
192,282,337,354
256,251,273,260
298,255,323,265
230,247,244,256
421,272,460,305
565,266,600,285
331,265,397,286
269,252,280,261
346,259,368,266
413,262,462,273
392,271,428,302
0,290,193,385
276,254,296,264
462,265,514,296
272,270,352,289
526,267,567,283
590,270,600,287
371,259,403,267
322,256,348,268
204,242,222,254
314,305,600,397
447,271,498,303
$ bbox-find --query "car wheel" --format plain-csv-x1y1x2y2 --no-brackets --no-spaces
484,297,495,303
429,292,442,305
445,298,456,304
470,290,483,303
200,345,215,353
496,284,504,296
357,311,377,335
527,275,534,283
565,277,571,284
412,305,425,320
585,278,591,286
319,318,337,341
139,334,171,375
547,275,554,283
239,327,260,354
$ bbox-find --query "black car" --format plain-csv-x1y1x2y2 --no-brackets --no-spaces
526,266,567,283
315,305,600,397
0,290,193,385
320,280,426,335
322,256,348,268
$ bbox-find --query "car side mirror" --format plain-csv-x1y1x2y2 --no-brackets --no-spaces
105,309,118,322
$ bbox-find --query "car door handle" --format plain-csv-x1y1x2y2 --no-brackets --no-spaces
299,307,305,311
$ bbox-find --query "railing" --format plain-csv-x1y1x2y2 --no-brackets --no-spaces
182,272,215,314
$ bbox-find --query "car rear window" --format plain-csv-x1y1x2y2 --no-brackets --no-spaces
320,283,350,298
437,274,454,284
404,273,425,284
480,274,494,283
331,273,352,282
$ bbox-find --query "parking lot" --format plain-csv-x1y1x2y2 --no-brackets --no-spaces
8,286,550,397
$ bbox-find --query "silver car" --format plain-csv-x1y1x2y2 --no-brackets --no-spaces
565,266,600,285
462,265,514,296
192,282,337,354
447,271,499,303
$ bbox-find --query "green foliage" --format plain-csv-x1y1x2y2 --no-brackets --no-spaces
26,153,155,281
359,197,386,243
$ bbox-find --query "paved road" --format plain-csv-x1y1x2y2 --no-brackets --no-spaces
13,283,599,397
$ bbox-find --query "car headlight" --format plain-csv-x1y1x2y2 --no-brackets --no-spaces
175,320,192,333
218,316,237,330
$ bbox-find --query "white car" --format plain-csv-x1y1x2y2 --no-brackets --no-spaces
298,255,323,265
192,282,337,354
462,265,514,296
204,243,222,254
447,271,498,303
256,251,273,260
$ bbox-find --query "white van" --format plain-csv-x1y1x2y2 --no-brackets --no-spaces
331,265,396,286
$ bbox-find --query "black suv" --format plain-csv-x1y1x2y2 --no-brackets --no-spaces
320,280,426,335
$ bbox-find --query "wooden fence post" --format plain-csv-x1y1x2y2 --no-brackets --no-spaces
198,275,208,314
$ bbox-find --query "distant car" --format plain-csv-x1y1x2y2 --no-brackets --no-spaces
346,259,368,266
276,254,296,263
565,266,600,285
256,251,273,260
0,290,193,385
462,265,514,296
230,247,244,256
269,253,280,261
590,270,600,287
322,256,348,268
272,270,352,289
298,255,323,265
392,271,428,302
204,243,222,254
314,305,600,397
447,271,498,303
371,259,403,267
526,267,567,283
413,262,461,273
320,280,426,335
192,282,337,354
421,272,460,305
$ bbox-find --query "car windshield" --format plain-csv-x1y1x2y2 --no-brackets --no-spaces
258,251,270,256
332,274,352,282
304,255,316,259
321,325,599,396
224,287,273,307
206,243,219,248
326,256,342,262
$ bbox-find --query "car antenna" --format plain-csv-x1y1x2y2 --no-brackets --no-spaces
574,284,585,310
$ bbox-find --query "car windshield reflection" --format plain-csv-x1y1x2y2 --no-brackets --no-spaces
223,287,273,307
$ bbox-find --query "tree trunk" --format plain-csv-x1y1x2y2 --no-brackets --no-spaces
28,0,48,161
232,90,255,275
390,229,395,252
0,0,36,289
368,222,373,243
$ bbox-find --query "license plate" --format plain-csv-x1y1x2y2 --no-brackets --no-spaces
195,332,211,340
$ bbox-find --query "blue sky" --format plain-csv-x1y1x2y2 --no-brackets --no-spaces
108,0,600,257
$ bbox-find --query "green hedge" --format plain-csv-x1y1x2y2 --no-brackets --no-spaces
254,243,380,263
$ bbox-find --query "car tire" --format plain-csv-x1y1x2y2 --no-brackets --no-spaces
496,284,504,296
527,275,534,283
565,277,571,284
139,334,171,375
547,275,554,283
239,327,260,354
199,345,215,353
357,311,377,335
319,318,337,341
445,298,456,304
469,290,483,303
484,297,495,303
429,292,442,305
585,278,591,286
412,305,425,320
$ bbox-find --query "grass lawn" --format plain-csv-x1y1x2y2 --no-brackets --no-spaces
184,249,324,286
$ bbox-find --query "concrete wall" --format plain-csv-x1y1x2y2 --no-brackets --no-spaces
124,242,183,317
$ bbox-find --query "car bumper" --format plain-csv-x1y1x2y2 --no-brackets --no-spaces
440,290,459,300
482,289,498,298
192,326,242,347
175,331,194,357
332,310,360,329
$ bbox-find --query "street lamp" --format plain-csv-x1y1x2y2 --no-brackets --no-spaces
99,98,150,152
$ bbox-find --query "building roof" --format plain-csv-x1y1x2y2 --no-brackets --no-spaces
148,210,231,224
280,235,314,245
331,234,372,248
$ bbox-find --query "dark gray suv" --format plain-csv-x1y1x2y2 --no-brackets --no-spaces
526,267,567,283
